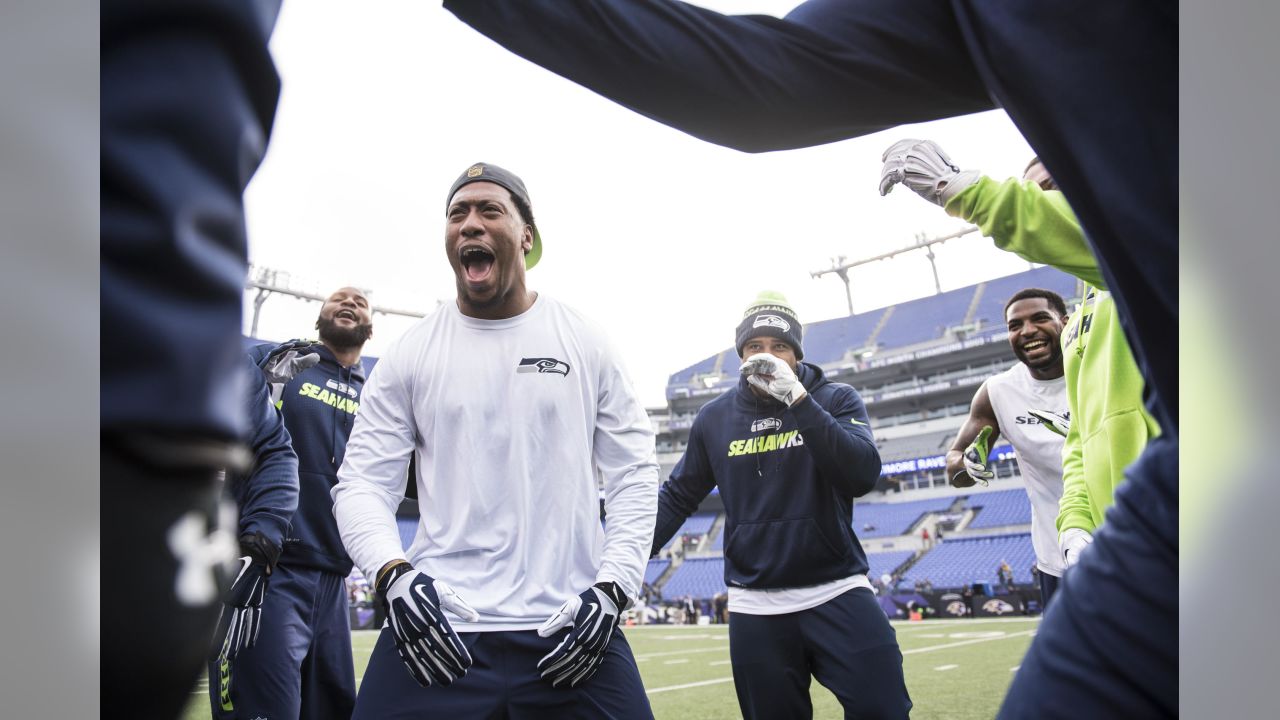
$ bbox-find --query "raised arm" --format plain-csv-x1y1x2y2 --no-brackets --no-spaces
444,0,992,152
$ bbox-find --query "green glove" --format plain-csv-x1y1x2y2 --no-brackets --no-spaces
961,426,995,486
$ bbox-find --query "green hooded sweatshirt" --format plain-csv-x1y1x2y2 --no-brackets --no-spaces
947,177,1161,535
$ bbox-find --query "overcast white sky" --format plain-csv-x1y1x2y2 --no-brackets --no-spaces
242,0,1038,407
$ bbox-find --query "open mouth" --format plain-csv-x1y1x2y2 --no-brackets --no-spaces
335,309,357,322
1021,338,1050,354
460,246,496,283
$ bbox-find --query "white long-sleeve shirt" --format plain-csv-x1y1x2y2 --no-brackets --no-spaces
332,294,658,631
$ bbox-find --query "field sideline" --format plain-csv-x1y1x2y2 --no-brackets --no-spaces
183,616,1038,719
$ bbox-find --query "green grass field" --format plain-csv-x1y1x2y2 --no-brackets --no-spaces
183,616,1037,719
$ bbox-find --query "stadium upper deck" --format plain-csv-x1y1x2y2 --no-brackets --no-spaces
654,266,1081,496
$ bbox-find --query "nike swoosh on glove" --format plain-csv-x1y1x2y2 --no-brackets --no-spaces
382,566,479,687
537,582,627,688
216,531,280,660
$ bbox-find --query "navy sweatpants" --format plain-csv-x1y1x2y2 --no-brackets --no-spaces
729,588,912,719
1039,571,1060,609
353,628,653,719
999,436,1177,718
209,564,356,720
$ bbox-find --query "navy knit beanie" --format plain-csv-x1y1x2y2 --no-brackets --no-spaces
735,291,804,360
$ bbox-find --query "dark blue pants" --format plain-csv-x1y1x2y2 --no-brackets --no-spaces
999,436,1177,718
1039,570,1060,609
353,628,652,719
209,564,356,720
729,588,912,719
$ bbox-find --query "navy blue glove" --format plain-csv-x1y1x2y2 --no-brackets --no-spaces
537,582,628,688
216,532,279,660
378,563,479,687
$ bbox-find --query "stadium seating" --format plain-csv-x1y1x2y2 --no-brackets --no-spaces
854,496,959,538
878,429,956,462
660,512,718,550
900,534,1038,587
661,557,725,601
659,551,920,601
966,488,1033,529
970,265,1081,332
396,516,416,550
800,310,887,366
663,266,1081,394
872,285,976,349
866,550,916,581
645,558,671,586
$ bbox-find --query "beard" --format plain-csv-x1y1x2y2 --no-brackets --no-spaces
316,315,372,350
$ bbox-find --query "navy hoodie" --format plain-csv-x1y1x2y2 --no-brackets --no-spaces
249,343,364,575
231,356,298,551
653,363,880,589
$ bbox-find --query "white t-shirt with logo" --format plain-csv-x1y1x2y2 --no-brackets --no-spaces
333,294,659,631
985,363,1068,577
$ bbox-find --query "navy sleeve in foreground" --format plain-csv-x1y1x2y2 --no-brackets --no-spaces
444,0,992,153
233,359,298,548
789,388,880,498
102,0,281,441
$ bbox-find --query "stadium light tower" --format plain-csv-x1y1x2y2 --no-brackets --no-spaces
810,226,979,315
245,264,427,337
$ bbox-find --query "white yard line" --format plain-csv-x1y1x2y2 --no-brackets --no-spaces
898,617,1040,624
902,629,1036,655
934,664,959,671
647,677,737,695
644,629,1035,696
195,623,1040,696
663,659,690,665
634,646,733,660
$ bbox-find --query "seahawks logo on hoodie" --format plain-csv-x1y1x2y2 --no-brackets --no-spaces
517,357,571,377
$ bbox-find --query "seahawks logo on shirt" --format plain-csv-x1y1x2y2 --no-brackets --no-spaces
517,357,571,376
751,418,782,433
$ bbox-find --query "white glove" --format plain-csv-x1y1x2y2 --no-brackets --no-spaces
258,339,322,404
879,138,981,206
1060,528,1094,567
740,353,807,406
